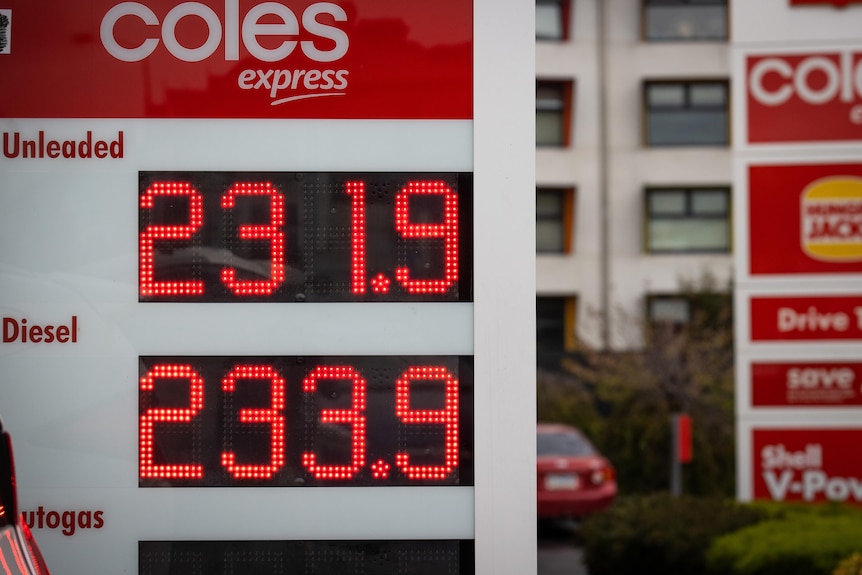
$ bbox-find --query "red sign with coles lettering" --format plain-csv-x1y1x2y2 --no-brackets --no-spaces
753,429,862,504
789,0,862,6
746,51,862,143
748,164,862,275
0,0,472,119
750,296,862,341
751,361,862,407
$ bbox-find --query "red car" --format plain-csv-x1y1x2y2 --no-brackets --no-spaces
0,419,51,574
537,423,617,520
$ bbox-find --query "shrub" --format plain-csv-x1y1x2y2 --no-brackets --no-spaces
580,493,766,575
834,553,862,575
706,503,862,575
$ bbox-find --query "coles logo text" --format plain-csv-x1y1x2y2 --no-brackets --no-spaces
747,51,862,142
100,1,350,106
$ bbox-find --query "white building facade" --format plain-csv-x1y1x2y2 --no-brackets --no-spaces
536,0,733,365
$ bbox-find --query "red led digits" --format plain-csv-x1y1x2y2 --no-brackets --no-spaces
139,172,469,302
221,183,286,296
221,365,286,480
139,182,204,297
302,366,367,480
138,356,469,486
140,364,205,480
370,459,391,479
394,182,459,294
346,181,367,294
395,366,460,480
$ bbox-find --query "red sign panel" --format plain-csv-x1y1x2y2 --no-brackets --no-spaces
790,0,862,5
749,164,862,275
752,361,862,406
0,0,472,119
750,296,862,341
753,429,862,503
747,52,862,143
675,414,693,463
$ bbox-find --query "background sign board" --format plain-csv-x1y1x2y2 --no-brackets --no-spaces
732,0,862,505
752,428,862,504
751,361,862,407
0,1,537,573
789,0,862,6
746,50,862,144
748,163,862,275
732,0,862,48
750,295,862,341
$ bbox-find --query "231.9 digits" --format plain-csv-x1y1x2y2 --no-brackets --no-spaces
138,355,473,487
138,172,472,303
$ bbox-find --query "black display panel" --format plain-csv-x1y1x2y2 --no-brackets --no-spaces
139,356,473,487
139,540,474,575
139,172,473,302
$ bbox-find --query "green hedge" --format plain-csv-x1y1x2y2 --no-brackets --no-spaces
580,493,766,575
706,503,862,575
833,553,862,575
581,495,862,575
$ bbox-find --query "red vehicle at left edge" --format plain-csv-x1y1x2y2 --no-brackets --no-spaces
0,419,52,574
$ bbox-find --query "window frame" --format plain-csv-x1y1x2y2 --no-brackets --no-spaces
536,187,575,254
537,295,578,369
644,186,732,254
643,79,730,147
536,0,571,42
536,80,574,148
645,292,732,329
646,294,692,326
641,0,729,42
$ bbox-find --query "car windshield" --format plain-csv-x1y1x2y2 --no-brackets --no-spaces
537,431,596,456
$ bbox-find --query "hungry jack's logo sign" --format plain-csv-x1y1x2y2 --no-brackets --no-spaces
748,164,862,275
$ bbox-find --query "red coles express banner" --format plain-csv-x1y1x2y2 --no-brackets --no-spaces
750,296,862,341
753,429,862,504
747,51,862,143
751,361,862,407
0,0,472,119
749,164,862,275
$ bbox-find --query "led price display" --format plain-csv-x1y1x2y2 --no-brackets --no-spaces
139,172,473,302
139,355,473,487
140,540,474,575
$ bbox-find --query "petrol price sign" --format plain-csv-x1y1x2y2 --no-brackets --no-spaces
0,0,542,573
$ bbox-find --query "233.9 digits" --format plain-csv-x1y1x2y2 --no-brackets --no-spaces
138,355,473,487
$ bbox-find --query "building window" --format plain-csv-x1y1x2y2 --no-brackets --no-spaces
645,187,730,253
646,292,732,329
644,80,728,146
647,295,692,324
643,0,728,41
537,296,577,369
537,81,573,147
537,188,574,253
537,0,569,41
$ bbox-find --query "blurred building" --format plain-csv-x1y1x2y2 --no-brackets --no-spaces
535,0,733,369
